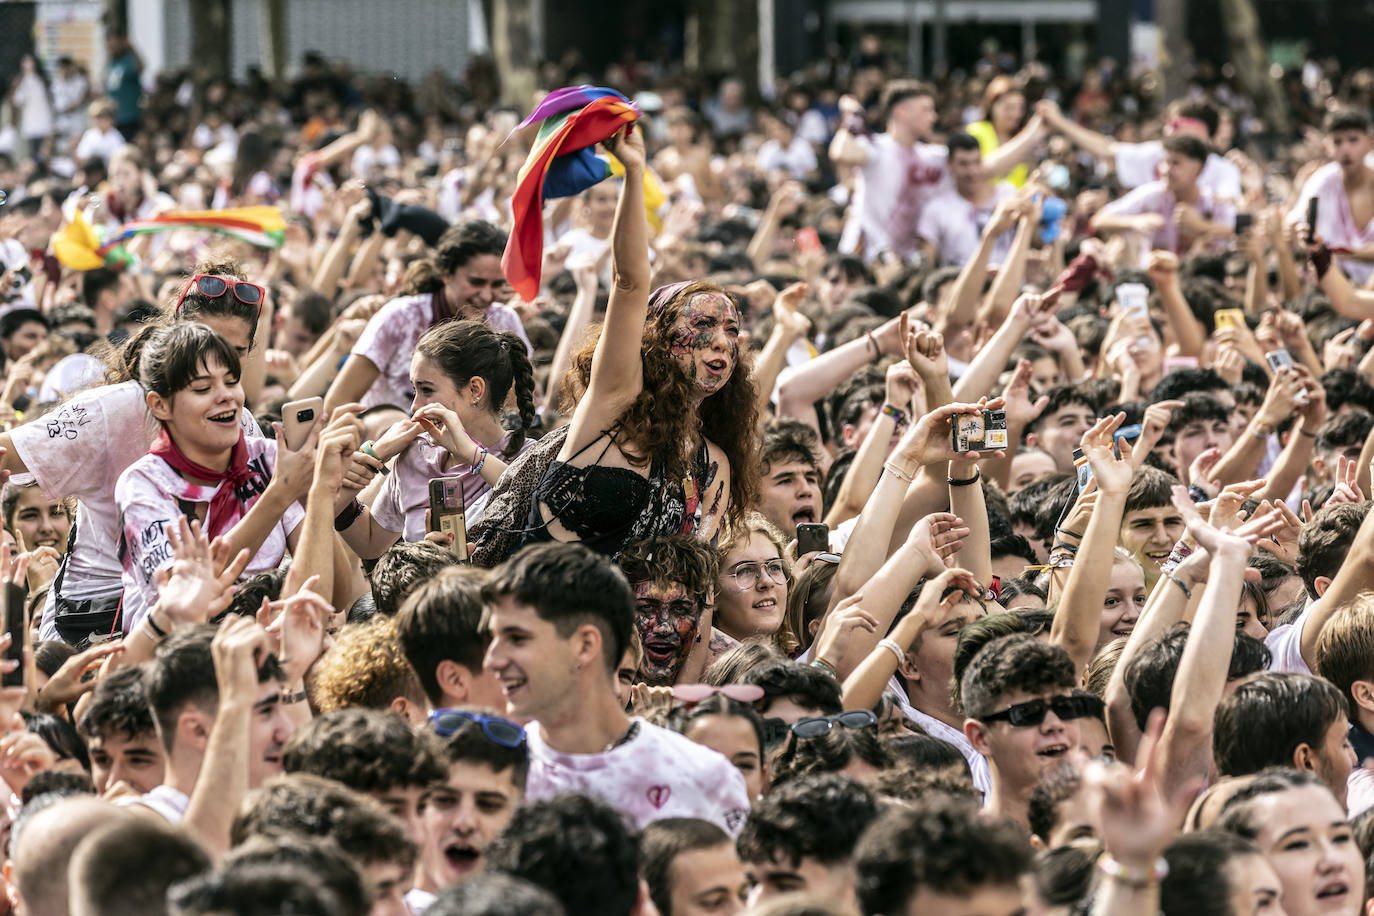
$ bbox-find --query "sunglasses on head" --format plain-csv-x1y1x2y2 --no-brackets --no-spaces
978,694,1103,728
428,709,527,748
791,709,878,739
174,274,266,316
671,683,766,707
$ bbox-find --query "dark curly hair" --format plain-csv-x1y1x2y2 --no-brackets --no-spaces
282,708,444,793
737,774,880,869
563,281,759,528
855,796,1030,914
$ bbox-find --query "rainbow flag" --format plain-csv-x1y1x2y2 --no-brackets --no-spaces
502,86,640,301
53,206,287,271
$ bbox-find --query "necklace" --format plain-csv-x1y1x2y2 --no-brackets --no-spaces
602,720,639,753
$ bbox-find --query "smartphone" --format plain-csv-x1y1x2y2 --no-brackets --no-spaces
797,522,829,555
1234,212,1254,236
794,227,822,255
1306,197,1320,244
3,582,25,688
1214,308,1247,332
281,397,323,451
428,478,468,561
1265,349,1309,405
951,409,1008,453
1117,282,1150,320
1072,447,1093,491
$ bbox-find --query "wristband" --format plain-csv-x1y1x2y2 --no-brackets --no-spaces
335,498,364,532
880,403,906,425
145,612,169,640
866,330,881,360
473,446,489,474
877,638,906,666
948,469,981,487
1097,853,1168,888
810,657,837,678
360,440,390,476
1164,572,1193,600
1055,526,1083,540
1298,427,1317,438
281,688,309,705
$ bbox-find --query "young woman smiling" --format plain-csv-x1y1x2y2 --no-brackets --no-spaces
514,128,758,560
115,323,316,631
334,318,536,558
714,514,797,655
0,256,268,645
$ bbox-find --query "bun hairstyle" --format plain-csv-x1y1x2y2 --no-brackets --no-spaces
414,319,535,457
401,220,507,295
139,323,242,402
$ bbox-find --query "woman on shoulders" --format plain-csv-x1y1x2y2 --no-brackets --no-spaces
325,219,530,412
518,127,758,559
116,323,314,631
334,318,537,558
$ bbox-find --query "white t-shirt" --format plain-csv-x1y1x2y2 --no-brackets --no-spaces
351,294,531,409
756,136,819,179
525,718,751,835
115,435,304,630
116,784,190,824
893,684,992,799
73,126,125,164
916,182,1017,266
404,889,436,914
1264,600,1314,675
839,133,950,262
11,381,261,640
1097,179,1237,261
1287,162,1374,285
1114,142,1243,203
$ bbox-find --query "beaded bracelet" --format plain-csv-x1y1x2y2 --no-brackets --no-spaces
473,446,489,474
1097,853,1168,888
810,657,838,678
884,463,914,483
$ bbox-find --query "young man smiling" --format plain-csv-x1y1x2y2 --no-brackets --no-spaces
482,542,749,834
961,634,1096,828
617,535,718,686
1118,467,1186,591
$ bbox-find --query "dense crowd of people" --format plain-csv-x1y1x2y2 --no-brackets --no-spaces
5,24,1374,916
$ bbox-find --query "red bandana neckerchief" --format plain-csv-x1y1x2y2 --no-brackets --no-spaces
149,428,257,538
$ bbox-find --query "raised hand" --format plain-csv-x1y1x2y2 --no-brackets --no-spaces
1002,359,1051,427
907,512,970,577
899,312,948,384
1212,344,1246,386
413,402,480,466
261,577,332,685
1324,326,1361,372
603,125,646,173
1145,250,1180,288
1131,400,1183,468
894,399,1009,469
152,517,251,628
1187,447,1223,498
1085,710,1198,869
35,641,123,713
1080,412,1132,496
812,594,880,672
884,361,920,414
1326,454,1365,506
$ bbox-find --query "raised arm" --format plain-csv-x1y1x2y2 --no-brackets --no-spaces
754,283,812,423
825,360,916,526
976,200,1038,328
1145,251,1205,358
981,114,1047,178
1155,492,1281,799
543,256,602,416
954,291,1055,402
827,96,870,167
1052,414,1131,676
934,199,1017,339
1036,100,1117,163
568,128,651,442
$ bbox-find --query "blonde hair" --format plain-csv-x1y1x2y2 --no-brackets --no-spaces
719,512,799,655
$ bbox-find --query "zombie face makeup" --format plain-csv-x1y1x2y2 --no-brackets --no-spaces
667,293,741,396
633,579,705,686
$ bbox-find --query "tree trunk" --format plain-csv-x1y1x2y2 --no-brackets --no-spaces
189,0,231,82
260,0,287,82
1156,0,1188,103
492,0,537,109
1218,0,1289,134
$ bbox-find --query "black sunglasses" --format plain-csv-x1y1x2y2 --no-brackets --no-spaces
428,709,526,748
761,716,790,750
979,694,1103,728
791,709,878,739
